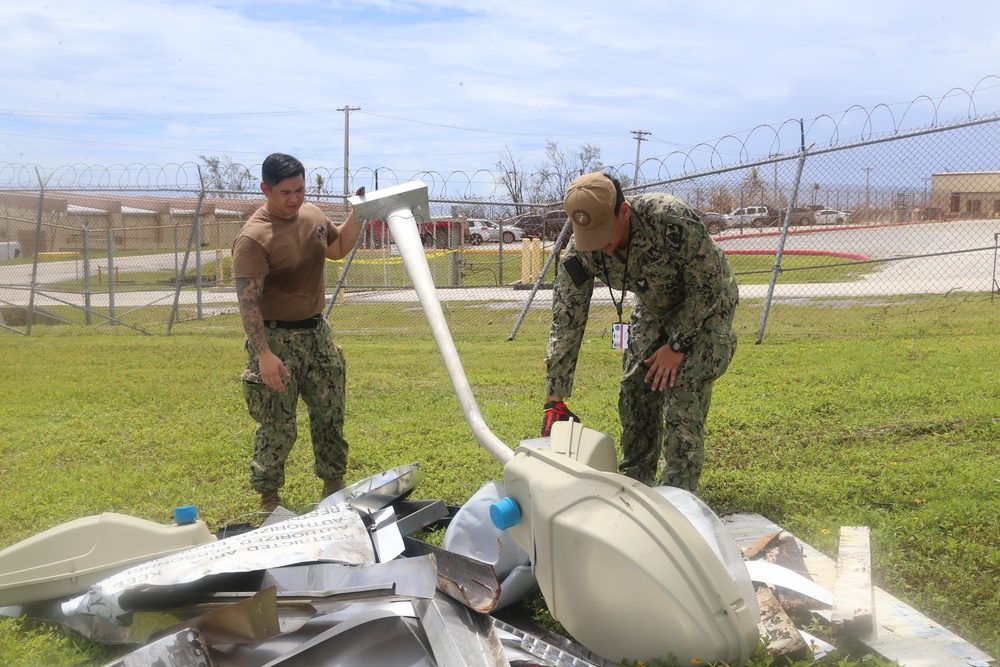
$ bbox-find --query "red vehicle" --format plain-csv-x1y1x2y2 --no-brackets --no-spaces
416,217,464,247
359,217,464,248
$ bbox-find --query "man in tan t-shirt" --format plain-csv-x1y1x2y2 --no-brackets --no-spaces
231,152,363,513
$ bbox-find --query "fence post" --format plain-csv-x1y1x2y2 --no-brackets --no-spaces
82,222,91,325
25,168,52,335
167,172,208,334
106,227,116,325
195,201,203,319
756,123,812,344
326,217,368,317
508,217,572,341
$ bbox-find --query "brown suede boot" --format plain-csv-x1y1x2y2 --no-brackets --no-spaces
260,490,282,513
322,477,345,498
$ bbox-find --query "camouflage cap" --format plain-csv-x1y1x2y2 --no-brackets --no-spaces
564,172,616,251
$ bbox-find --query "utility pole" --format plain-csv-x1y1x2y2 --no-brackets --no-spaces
337,106,360,196
630,130,650,186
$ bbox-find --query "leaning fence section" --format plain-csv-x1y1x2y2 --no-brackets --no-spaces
2,114,1000,341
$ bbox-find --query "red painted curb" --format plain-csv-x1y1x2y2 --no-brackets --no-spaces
723,248,871,261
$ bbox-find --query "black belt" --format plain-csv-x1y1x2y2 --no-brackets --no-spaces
265,314,323,329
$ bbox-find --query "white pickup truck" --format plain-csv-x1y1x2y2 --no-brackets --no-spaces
0,242,21,260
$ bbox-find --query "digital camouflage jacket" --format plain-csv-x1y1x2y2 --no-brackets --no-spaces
545,193,739,399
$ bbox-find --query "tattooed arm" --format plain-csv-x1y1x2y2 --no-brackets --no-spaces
236,275,289,392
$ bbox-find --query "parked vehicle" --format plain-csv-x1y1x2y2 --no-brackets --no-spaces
788,207,817,226
726,205,777,228
814,208,851,224
726,205,815,228
418,218,465,247
465,219,524,245
510,210,567,242
693,209,728,234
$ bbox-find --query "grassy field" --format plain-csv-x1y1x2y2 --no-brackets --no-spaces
1,295,998,666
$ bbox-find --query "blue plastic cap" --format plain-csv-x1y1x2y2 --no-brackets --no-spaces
490,496,521,531
174,505,197,525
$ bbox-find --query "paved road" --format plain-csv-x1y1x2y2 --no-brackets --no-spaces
716,219,1000,299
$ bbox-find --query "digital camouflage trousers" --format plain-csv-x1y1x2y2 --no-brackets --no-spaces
617,311,737,493
242,321,349,493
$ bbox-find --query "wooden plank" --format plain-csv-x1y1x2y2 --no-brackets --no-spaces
832,526,874,635
743,531,783,561
723,513,995,667
755,584,810,662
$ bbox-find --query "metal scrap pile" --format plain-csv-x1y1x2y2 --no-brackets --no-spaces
0,464,616,667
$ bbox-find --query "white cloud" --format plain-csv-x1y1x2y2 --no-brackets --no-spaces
1,0,998,178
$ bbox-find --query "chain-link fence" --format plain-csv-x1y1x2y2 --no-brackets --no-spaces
3,104,1000,341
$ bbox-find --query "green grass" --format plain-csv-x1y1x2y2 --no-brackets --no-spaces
727,253,879,284
1,298,999,666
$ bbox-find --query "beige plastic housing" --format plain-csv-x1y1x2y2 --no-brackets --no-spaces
519,421,617,473
0,512,217,607
502,446,759,665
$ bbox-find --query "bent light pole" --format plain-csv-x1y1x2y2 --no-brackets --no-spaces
348,181,512,465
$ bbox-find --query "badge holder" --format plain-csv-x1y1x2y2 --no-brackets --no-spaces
612,322,629,349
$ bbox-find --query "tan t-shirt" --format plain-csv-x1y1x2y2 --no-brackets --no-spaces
231,203,339,321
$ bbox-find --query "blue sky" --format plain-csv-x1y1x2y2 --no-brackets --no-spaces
2,0,999,185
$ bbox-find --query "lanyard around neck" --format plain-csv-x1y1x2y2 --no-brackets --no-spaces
600,222,632,324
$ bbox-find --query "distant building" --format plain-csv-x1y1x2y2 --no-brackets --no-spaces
929,172,1000,219
0,192,346,256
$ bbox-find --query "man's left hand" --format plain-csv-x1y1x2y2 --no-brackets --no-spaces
644,345,685,391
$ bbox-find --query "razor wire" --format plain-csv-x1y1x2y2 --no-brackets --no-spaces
3,82,1000,339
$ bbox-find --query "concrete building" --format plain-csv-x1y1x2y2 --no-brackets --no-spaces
929,171,1000,219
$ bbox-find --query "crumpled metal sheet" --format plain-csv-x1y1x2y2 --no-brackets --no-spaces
262,555,438,601
63,503,374,623
412,595,508,667
492,618,616,667
402,536,500,614
100,628,212,667
57,586,295,646
320,463,420,514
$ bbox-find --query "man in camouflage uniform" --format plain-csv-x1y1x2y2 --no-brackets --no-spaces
232,153,364,513
542,172,738,493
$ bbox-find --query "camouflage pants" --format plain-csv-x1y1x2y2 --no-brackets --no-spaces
618,308,737,493
242,320,349,493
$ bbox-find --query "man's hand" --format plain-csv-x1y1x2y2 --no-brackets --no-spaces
258,351,291,392
644,345,685,391
542,401,580,436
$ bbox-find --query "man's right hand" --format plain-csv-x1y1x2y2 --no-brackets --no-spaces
541,401,580,436
259,351,290,392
